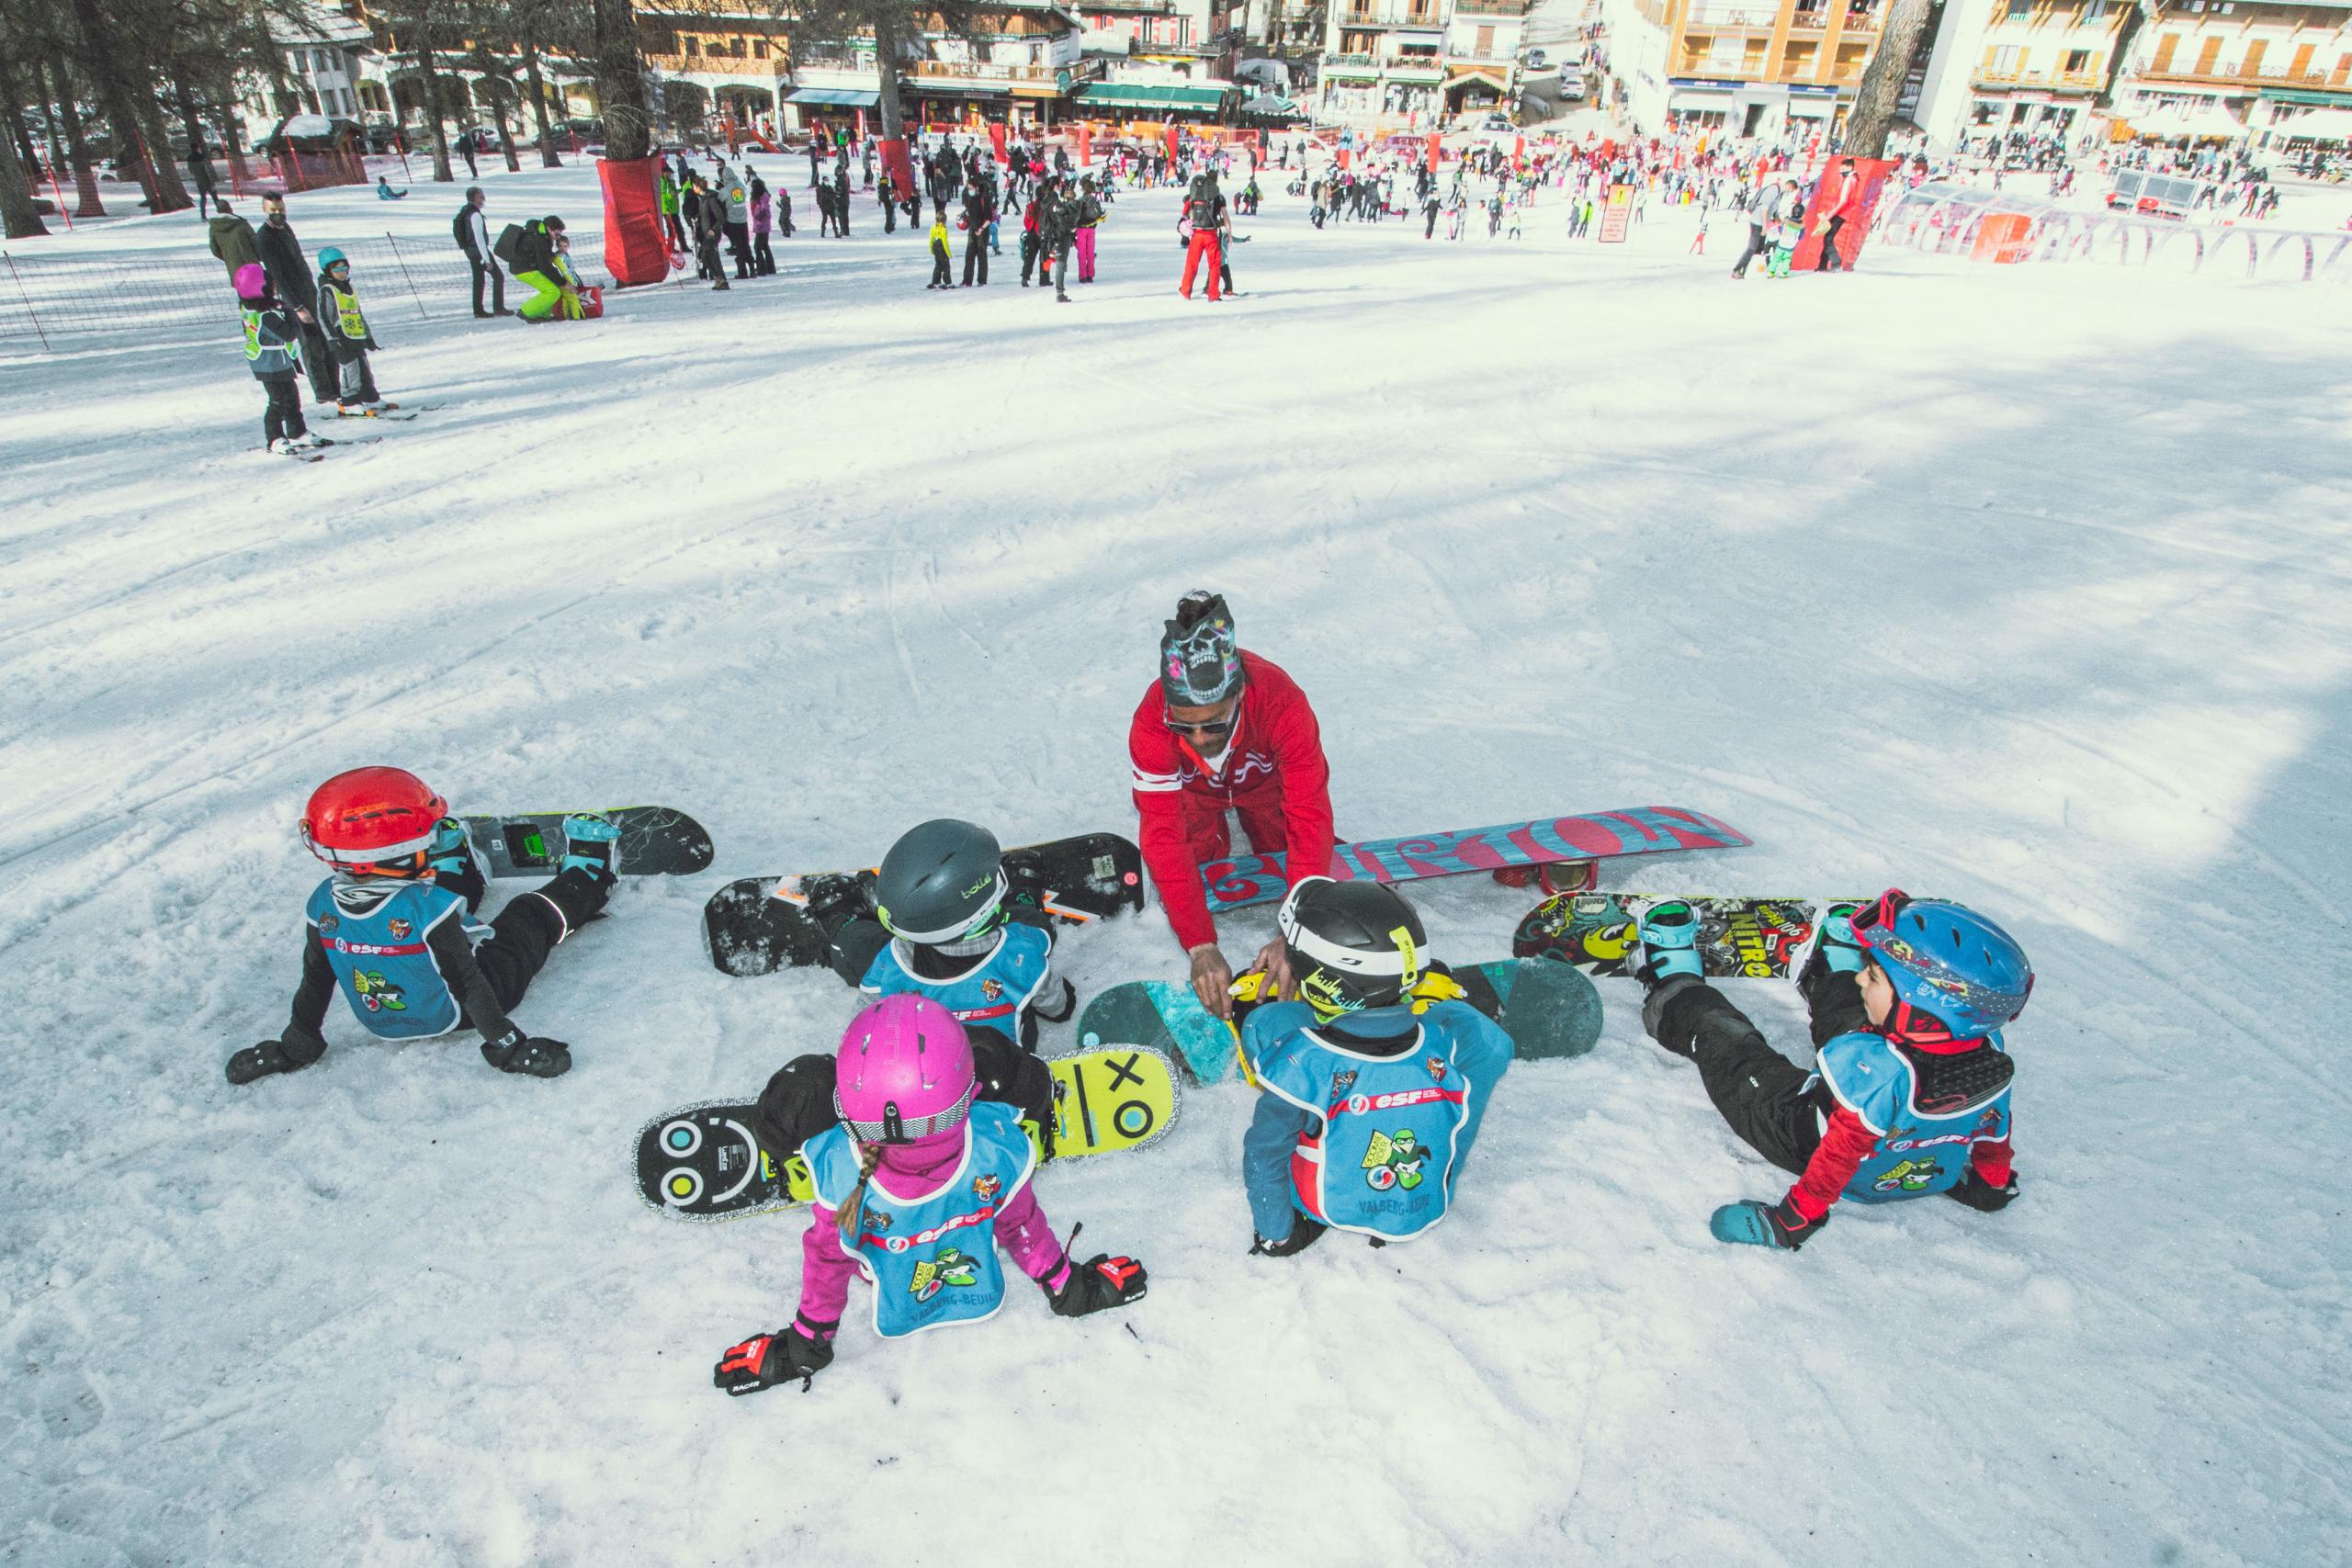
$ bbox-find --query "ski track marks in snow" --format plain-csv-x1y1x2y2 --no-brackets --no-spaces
3,160,2351,1568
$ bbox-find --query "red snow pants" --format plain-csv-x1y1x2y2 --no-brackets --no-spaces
1180,230,1223,299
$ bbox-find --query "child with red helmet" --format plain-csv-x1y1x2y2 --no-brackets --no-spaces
712,997,1147,1395
1635,888,2033,1251
226,766,620,1084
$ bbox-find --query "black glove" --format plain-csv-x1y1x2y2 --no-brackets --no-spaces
1046,1253,1148,1317
225,1022,327,1085
712,1325,833,1396
1250,1214,1327,1258
1710,1192,1826,1250
480,1030,571,1078
1945,1168,2019,1213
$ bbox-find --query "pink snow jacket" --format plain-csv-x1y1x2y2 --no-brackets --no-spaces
793,1122,1069,1340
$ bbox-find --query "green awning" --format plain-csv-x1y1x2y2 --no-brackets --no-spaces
786,87,881,107
2258,86,2350,106
1076,83,1229,111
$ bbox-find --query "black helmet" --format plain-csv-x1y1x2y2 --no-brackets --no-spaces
1278,876,1427,1021
876,818,1006,944
1159,590,1242,706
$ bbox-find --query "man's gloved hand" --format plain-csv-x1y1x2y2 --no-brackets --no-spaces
1945,1168,2020,1213
1250,1214,1327,1259
712,1325,833,1396
1046,1254,1148,1317
1709,1191,1826,1251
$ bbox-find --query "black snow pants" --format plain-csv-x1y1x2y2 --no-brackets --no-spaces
1642,964,1867,1178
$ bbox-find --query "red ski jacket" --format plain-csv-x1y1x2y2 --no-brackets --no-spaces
1127,650,1335,951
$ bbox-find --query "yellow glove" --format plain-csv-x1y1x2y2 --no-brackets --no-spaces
1408,970,1469,1015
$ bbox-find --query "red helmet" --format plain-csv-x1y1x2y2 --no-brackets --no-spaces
301,766,447,876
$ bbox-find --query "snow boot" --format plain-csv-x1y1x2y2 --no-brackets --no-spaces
560,812,622,885
226,1023,327,1085
1637,899,1702,984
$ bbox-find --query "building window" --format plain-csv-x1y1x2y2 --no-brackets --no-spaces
684,35,699,54
754,39,768,58
2006,0,2030,18
2065,48,2089,71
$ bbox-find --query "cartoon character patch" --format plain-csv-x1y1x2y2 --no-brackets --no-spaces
980,978,1003,1001
1330,1068,1359,1096
863,1209,894,1233
352,971,407,1013
973,1174,1001,1204
910,1247,980,1303
1362,1129,1430,1191
317,915,339,934
1424,1055,1448,1083
387,919,412,940
1873,1156,1944,1194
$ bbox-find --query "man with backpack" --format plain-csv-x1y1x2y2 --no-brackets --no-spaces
1179,172,1224,300
454,187,512,318
500,215,580,321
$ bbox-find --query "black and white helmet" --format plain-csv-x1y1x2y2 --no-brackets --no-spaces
875,818,1007,945
1277,876,1427,1021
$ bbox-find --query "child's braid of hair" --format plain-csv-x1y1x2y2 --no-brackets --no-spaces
837,1140,885,1247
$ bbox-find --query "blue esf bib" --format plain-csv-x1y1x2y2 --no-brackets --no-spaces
858,921,1052,1037
804,1101,1039,1338
1815,1030,2014,1203
1247,1001,1477,1242
304,877,480,1041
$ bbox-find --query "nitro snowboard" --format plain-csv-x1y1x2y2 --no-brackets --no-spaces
1202,806,1751,913
1512,894,1860,979
701,832,1144,977
635,1045,1181,1222
1077,957,1604,1086
464,807,713,878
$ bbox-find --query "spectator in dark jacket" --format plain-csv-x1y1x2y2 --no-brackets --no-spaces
691,178,730,291
959,181,992,287
208,199,260,283
255,196,337,403
454,186,510,316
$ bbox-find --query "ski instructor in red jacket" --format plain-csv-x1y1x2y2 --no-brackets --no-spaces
1129,592,1337,1018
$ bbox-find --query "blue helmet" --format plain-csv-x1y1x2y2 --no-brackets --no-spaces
319,246,348,269
1851,889,2032,1043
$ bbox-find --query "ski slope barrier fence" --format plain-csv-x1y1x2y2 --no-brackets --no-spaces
1875,182,2352,285
0,231,696,355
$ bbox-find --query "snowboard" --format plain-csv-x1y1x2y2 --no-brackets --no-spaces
1511,894,1860,980
1201,806,1751,913
635,1045,1181,1222
463,807,715,879
701,832,1144,977
1077,957,1604,1086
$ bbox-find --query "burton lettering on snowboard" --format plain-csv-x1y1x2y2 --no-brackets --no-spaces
1513,894,1860,980
701,832,1144,977
464,807,714,879
635,1045,1180,1222
1078,958,1604,1086
1201,806,1751,913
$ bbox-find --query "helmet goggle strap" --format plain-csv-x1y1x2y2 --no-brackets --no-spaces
836,1081,976,1144
878,869,1009,946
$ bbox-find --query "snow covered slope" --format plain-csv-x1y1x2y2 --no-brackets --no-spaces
3,164,2348,1568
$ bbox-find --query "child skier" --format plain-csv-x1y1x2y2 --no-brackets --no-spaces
315,247,386,414
235,262,315,456
226,766,619,1084
1635,889,2033,1250
927,207,953,288
1767,181,1804,277
1239,878,1514,1257
744,819,1073,1161
712,997,1148,1395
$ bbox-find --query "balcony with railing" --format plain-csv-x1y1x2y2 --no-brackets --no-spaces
1452,0,1532,14
1340,4,1443,26
2136,63,2345,95
1684,6,1777,31
1973,65,2106,90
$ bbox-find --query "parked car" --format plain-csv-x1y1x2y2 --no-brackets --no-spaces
1524,47,1549,69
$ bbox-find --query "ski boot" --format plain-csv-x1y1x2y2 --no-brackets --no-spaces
559,812,623,885
1636,900,1702,985
268,436,302,457
426,817,487,906
1815,903,1866,974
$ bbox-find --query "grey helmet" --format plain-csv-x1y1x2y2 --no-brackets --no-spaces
876,818,1007,944
1159,590,1243,706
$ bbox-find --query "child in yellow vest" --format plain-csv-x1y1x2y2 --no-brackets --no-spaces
927,208,953,289
315,247,390,414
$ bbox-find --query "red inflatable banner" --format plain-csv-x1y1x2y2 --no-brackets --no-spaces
1163,123,1181,165
989,123,1010,165
1076,123,1092,166
1425,131,1442,165
879,137,919,206
1791,156,1896,272
597,155,669,288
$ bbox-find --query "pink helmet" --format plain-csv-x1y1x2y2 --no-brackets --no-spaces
832,995,975,1144
233,263,269,301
